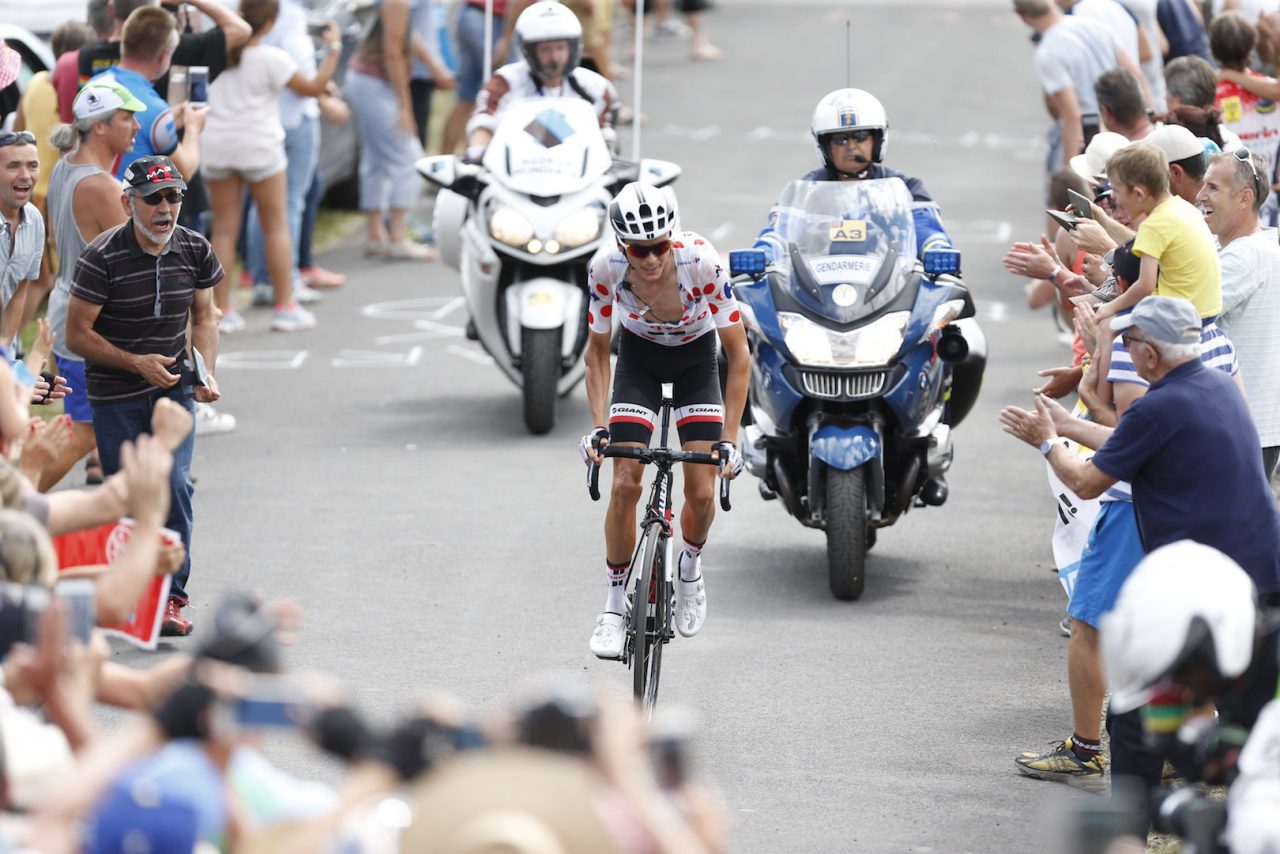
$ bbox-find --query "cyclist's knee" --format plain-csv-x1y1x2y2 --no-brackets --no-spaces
610,470,644,505
683,478,715,510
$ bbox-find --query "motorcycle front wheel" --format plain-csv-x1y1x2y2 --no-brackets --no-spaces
521,327,560,435
825,467,868,601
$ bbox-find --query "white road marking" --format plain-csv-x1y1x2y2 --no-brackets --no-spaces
448,344,494,365
946,220,1013,244
216,350,309,370
330,347,423,369
362,297,460,322
661,123,721,141
431,296,466,319
986,301,1008,322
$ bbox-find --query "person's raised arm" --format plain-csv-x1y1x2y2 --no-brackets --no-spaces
285,22,342,97
1217,67,1280,101
165,0,251,51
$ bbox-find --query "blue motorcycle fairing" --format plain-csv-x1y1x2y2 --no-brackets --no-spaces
811,424,881,472
750,340,806,432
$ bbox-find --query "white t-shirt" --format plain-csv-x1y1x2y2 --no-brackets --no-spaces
201,44,298,171
1125,0,1167,110
1035,15,1121,118
1072,0,1140,67
1217,228,1280,444
1211,0,1280,21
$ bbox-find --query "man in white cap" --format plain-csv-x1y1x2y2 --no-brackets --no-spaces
39,80,147,492
1145,122,1210,203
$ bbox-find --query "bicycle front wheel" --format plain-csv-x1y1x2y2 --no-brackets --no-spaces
631,523,668,716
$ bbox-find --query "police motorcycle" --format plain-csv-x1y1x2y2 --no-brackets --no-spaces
418,98,680,434
728,178,985,600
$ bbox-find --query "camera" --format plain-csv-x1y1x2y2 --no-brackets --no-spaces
1153,787,1227,854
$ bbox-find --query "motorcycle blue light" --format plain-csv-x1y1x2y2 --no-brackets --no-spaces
729,250,767,277
923,249,962,277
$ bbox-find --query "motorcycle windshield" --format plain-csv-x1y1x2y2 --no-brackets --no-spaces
482,97,613,197
769,179,917,324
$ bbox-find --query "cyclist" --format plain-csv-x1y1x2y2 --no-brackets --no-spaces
580,182,750,660
754,87,954,261
464,0,615,160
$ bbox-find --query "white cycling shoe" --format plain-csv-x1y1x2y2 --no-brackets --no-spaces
676,572,707,638
590,612,625,659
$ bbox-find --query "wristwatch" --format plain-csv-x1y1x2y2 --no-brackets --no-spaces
1048,265,1063,284
1040,439,1055,456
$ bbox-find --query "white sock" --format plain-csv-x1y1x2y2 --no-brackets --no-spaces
604,560,628,613
678,537,704,582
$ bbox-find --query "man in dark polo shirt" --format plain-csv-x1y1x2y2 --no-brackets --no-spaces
66,155,222,637
1001,296,1280,596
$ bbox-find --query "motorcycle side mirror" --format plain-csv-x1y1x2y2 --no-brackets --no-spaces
638,158,682,188
729,250,767,279
415,155,480,191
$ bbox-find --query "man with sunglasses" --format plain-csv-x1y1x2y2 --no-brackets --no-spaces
65,155,223,637
1197,148,1280,482
579,182,749,660
753,88,953,263
0,130,44,353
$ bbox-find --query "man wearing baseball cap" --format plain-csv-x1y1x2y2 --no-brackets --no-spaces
65,155,223,636
38,81,147,492
1002,295,1280,597
1145,123,1209,204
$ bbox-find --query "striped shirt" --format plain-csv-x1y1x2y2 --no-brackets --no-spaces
70,222,222,404
0,202,45,306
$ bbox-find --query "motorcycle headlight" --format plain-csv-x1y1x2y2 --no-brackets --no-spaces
554,206,603,249
488,205,535,247
778,311,909,368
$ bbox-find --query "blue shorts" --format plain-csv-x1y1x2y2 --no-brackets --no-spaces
55,357,93,423
1068,500,1145,629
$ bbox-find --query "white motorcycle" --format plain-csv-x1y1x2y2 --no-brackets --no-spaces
418,98,680,434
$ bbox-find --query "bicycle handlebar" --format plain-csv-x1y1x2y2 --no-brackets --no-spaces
587,444,732,511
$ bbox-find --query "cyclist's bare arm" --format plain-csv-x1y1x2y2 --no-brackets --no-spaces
717,322,750,447
584,328,613,461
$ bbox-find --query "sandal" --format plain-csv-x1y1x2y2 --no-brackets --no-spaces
85,453,104,486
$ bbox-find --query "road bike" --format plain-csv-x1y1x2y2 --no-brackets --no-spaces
588,385,731,717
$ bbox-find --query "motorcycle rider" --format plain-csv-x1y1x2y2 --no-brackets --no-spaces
1102,540,1280,834
754,88,954,261
464,0,615,161
579,182,750,660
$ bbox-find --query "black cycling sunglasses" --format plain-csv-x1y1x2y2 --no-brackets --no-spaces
827,130,872,146
0,131,37,148
137,190,184,206
621,238,672,259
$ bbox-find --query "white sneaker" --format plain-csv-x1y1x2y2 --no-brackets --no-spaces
271,302,317,332
676,573,706,638
589,612,625,659
293,280,323,305
217,309,246,334
194,402,237,436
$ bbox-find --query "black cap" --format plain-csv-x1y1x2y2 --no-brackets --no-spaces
122,155,187,193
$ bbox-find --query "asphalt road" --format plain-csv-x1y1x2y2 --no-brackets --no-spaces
102,2,1105,850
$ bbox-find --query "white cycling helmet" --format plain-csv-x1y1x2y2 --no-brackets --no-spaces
1101,540,1259,714
609,183,679,241
516,1,583,84
811,88,889,171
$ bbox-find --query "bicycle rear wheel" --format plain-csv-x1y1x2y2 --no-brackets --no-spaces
631,523,667,715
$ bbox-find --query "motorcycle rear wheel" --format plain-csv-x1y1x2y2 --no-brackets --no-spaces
521,327,560,435
825,467,868,601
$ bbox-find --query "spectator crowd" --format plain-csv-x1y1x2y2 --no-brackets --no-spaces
1000,0,1280,846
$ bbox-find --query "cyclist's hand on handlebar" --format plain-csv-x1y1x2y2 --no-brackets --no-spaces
713,440,744,479
579,427,610,465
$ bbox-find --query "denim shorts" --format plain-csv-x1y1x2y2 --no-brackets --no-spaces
455,3,509,102
1068,500,1146,629
55,357,92,423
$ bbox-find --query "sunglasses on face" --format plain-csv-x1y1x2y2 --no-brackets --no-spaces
136,190,184,206
621,238,672,259
0,131,36,148
1121,331,1150,350
828,130,872,146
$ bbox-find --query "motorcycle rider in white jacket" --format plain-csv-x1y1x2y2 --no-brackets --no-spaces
464,0,616,161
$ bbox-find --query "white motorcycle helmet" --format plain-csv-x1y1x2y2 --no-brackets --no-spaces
609,182,679,241
1101,540,1259,714
516,1,583,84
810,88,889,173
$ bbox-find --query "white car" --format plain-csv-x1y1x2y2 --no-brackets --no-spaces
0,1,82,38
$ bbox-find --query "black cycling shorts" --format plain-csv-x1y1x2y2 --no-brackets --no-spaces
609,328,724,446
